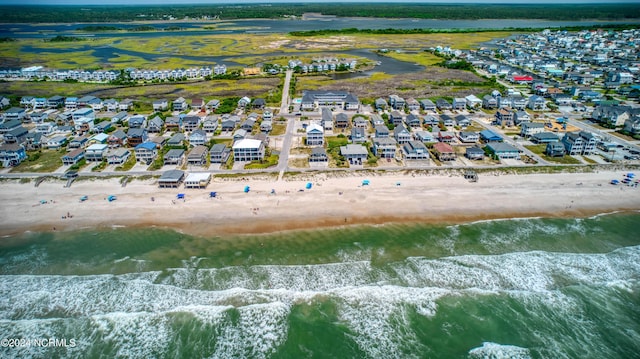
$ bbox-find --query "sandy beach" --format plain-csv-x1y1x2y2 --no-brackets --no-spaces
1,170,639,237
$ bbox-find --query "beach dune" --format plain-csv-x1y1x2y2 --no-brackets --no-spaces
1,171,639,237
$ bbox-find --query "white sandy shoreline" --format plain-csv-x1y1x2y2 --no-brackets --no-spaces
0,170,639,238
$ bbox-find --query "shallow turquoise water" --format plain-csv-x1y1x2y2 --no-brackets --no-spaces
1,213,639,358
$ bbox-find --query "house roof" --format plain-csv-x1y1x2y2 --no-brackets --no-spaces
487,142,519,153
165,149,185,157
433,142,454,153
135,142,156,151
159,169,185,181
340,144,368,156
233,139,263,150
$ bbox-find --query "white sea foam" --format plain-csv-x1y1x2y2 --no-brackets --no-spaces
1,246,639,358
468,342,532,359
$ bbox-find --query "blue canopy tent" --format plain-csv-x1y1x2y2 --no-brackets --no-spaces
244,186,250,193
362,179,370,186
209,192,217,198
107,195,117,202
306,182,312,189
80,195,88,202
177,193,185,200
626,173,635,178
611,179,620,185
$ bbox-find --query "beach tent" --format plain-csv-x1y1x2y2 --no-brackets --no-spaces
611,179,620,185
306,182,312,189
80,195,88,202
107,195,117,202
177,193,185,200
362,179,370,186
244,186,250,193
209,192,217,198
626,173,635,178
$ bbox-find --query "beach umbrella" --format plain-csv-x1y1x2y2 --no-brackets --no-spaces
306,182,312,189
611,179,619,185
107,195,117,202
626,173,635,178
244,186,250,193
177,193,185,200
362,179,370,186
209,192,217,198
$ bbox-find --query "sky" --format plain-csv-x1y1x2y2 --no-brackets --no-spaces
0,0,637,4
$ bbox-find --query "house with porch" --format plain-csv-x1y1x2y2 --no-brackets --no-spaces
486,142,520,159
394,125,411,144
482,95,498,109
521,122,546,137
438,131,456,143
464,95,482,109
85,144,108,162
119,99,134,111
108,130,127,148
306,123,324,146
232,139,264,161
173,97,188,112
29,111,48,124
189,129,208,146
340,144,368,165
480,129,503,142
153,99,168,112
105,148,130,165
183,116,200,132
375,125,390,138
375,98,388,111
61,148,85,166
351,127,366,144
458,131,479,143
164,149,185,166
432,142,456,161
414,131,435,143
3,107,26,122
147,116,164,133
104,99,119,112
403,141,429,160
452,98,467,111
465,146,485,160
436,98,452,111
335,113,350,128
127,128,148,147
36,122,56,135
406,98,420,111
527,95,546,111
134,142,157,164
0,143,27,167
372,137,397,159
158,170,184,188
203,117,218,133
165,116,182,132
389,95,406,110
514,111,531,125
128,115,146,129
309,147,328,163
546,142,566,157
420,99,436,112
531,132,559,144
187,145,208,166
210,144,231,164
494,108,515,127
405,114,421,128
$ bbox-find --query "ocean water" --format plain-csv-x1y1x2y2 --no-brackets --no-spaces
1,213,639,358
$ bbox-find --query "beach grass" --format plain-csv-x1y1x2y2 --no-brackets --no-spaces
270,123,287,136
11,150,64,173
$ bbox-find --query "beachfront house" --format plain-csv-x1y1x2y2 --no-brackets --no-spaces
158,169,185,188
0,143,27,167
134,142,157,164
85,144,108,162
61,148,84,166
486,142,520,159
309,147,328,163
340,144,368,165
106,148,131,165
432,142,456,161
403,141,430,160
184,173,211,189
546,142,566,157
187,145,208,166
232,139,264,162
465,146,485,160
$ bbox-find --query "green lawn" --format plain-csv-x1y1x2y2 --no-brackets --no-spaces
244,154,279,169
11,150,64,173
525,144,582,165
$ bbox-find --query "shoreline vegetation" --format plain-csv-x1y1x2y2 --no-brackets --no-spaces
1,168,639,238
0,4,639,23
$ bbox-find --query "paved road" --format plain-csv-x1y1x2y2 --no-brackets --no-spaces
279,70,293,115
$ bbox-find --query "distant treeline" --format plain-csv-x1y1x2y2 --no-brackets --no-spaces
290,24,640,37
0,3,639,23
77,25,184,32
